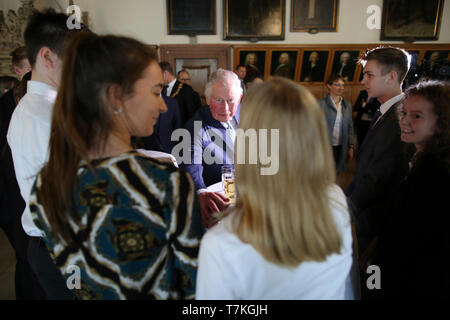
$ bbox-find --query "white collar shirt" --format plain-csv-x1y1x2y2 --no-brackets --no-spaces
7,80,57,237
373,93,404,127
166,78,177,97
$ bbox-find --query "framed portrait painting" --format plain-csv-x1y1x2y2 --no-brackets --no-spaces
300,50,329,82
381,0,444,41
270,50,298,80
421,50,450,78
291,0,339,33
167,0,216,35
330,50,360,82
239,50,266,77
224,0,286,40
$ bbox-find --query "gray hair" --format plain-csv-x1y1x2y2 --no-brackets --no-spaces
245,53,257,65
309,51,319,62
279,52,289,64
340,52,351,63
204,68,243,98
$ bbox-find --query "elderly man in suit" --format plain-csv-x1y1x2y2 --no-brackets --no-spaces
181,69,243,227
160,62,201,126
345,47,411,257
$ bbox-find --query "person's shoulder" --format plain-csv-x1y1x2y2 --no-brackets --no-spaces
415,151,450,182
327,184,351,225
11,92,52,126
317,96,330,107
201,214,239,249
95,151,178,176
179,81,194,93
185,106,211,129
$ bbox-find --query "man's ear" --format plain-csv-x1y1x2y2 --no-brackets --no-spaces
13,65,21,77
38,47,58,70
106,84,123,111
205,94,211,106
387,70,398,84
162,70,169,82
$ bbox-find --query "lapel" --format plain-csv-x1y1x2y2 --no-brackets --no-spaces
357,100,402,155
234,104,241,125
170,80,183,98
326,95,347,113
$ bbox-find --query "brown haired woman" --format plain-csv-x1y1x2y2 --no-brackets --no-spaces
28,33,204,299
318,74,355,175
374,80,450,299
196,77,356,299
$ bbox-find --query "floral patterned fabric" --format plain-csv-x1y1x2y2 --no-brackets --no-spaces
29,151,204,300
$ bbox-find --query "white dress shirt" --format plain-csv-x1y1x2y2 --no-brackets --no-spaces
373,93,405,128
165,78,177,97
196,184,355,300
7,81,57,237
331,96,343,146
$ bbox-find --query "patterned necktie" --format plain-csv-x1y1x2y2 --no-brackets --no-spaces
226,120,236,143
370,108,382,129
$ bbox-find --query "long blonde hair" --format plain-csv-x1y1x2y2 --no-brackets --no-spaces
232,77,342,267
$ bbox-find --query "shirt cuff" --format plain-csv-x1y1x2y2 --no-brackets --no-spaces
197,188,208,195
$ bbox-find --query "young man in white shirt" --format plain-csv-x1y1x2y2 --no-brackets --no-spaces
345,47,411,259
7,9,88,299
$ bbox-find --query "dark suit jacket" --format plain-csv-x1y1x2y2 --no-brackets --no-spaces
0,88,16,151
140,95,182,154
345,100,410,253
0,89,28,262
318,95,355,173
180,105,240,190
169,80,201,126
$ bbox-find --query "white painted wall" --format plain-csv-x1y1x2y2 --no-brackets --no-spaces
2,0,450,44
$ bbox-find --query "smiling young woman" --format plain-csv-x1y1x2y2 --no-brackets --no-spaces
374,80,450,299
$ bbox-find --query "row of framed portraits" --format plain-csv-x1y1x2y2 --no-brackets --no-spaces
167,0,445,41
233,44,450,84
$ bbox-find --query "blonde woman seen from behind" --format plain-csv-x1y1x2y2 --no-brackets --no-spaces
196,77,355,299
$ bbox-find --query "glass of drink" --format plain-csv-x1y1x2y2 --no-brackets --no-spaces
221,165,235,204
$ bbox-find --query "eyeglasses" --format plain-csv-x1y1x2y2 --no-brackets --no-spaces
332,83,345,88
180,78,190,81
213,97,236,104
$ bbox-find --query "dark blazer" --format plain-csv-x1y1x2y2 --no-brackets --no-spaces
0,89,46,299
318,95,355,173
0,88,16,151
180,105,240,190
140,95,182,154
169,80,201,126
374,151,450,299
345,100,410,254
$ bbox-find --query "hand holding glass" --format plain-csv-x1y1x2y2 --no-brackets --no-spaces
221,165,235,204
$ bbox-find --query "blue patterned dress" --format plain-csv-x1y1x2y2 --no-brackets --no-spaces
29,151,204,299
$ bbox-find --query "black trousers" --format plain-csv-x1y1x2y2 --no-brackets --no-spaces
332,145,342,171
27,237,75,300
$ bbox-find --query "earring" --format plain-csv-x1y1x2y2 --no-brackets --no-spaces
113,106,123,115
